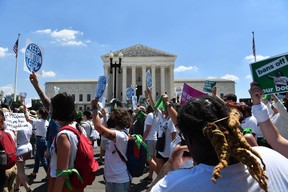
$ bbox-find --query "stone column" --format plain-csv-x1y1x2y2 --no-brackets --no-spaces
161,66,165,94
170,65,174,98
151,65,156,101
132,66,136,89
122,66,127,104
142,66,146,95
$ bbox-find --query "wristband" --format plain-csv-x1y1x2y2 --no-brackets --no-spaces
252,103,270,123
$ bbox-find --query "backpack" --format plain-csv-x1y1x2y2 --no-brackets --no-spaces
115,133,150,177
56,125,99,190
0,130,16,170
132,111,146,136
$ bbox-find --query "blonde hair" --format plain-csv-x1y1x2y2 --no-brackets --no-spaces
203,108,268,191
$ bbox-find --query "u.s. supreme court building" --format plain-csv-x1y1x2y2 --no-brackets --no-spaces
45,44,235,111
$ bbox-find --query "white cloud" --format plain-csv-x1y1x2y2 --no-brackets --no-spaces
42,70,56,78
174,65,198,72
0,85,14,95
221,74,239,81
245,55,269,63
245,75,252,79
0,47,9,58
207,76,216,79
35,28,89,46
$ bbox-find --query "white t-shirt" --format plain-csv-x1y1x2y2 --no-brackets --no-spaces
49,123,79,178
271,101,288,139
241,116,263,138
151,146,288,192
144,112,159,141
104,129,130,183
16,124,33,156
33,119,48,137
157,112,177,158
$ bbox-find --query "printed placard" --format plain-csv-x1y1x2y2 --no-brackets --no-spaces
95,76,109,100
250,53,288,95
126,86,135,100
180,83,207,106
203,80,217,93
24,39,44,75
146,70,152,89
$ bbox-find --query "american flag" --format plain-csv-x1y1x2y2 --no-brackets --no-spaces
13,39,18,57
252,32,256,62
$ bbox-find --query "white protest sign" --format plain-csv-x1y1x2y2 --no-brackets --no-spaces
25,98,32,108
126,86,135,100
132,95,138,110
4,112,29,130
19,92,27,102
24,39,44,75
95,76,109,100
146,70,152,89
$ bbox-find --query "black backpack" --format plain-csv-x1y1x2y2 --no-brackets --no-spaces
115,133,150,177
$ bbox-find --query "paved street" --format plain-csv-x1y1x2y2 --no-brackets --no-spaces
19,145,152,192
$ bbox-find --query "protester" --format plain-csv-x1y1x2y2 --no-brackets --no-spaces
14,108,33,192
91,98,131,192
151,95,288,191
23,105,49,181
48,92,83,192
249,82,288,158
140,105,159,183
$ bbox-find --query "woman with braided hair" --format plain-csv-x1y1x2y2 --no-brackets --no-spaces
150,95,288,192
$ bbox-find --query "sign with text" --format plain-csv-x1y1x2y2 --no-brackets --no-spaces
24,39,44,74
95,76,109,100
203,80,217,93
126,87,135,100
146,70,152,89
250,52,288,95
180,83,207,106
4,112,29,130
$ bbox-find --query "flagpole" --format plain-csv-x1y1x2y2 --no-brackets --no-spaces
252,31,257,62
13,33,20,102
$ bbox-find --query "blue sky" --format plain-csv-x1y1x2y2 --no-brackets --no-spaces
1,0,288,100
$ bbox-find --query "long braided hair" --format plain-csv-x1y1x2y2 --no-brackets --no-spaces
177,96,268,191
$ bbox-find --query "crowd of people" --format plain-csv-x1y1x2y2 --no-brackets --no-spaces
0,72,288,192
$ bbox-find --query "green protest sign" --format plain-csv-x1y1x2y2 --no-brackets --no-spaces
203,80,217,93
250,52,288,95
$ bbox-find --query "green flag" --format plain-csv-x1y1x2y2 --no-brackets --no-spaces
154,97,166,111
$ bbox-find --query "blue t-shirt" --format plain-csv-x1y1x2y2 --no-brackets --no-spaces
47,119,60,150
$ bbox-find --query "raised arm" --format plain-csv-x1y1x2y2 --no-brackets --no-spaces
249,82,288,158
29,72,51,111
145,88,155,110
91,98,116,142
211,86,225,104
162,94,178,127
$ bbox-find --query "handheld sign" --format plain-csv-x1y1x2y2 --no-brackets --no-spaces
95,76,109,100
132,95,138,110
203,80,217,93
146,70,152,89
126,86,135,100
250,52,288,95
180,83,207,106
24,39,44,74
19,92,27,102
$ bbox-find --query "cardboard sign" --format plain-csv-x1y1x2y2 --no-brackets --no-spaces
250,52,288,95
203,80,217,93
180,83,207,105
4,112,29,130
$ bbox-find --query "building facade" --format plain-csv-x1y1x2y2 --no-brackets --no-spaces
45,44,235,110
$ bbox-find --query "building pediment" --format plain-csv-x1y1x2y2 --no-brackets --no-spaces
101,44,176,58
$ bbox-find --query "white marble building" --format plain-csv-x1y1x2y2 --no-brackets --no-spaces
45,44,235,110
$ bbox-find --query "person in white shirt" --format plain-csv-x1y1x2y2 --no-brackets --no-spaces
151,96,288,192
